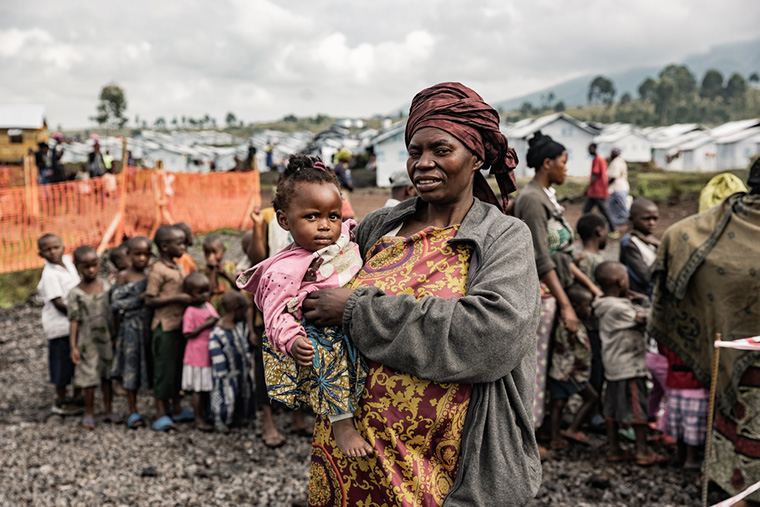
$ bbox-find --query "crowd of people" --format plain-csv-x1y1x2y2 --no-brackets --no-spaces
31,81,760,506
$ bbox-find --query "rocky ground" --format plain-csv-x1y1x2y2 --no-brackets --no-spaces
2,193,729,506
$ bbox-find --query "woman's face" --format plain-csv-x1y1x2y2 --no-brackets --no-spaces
545,151,568,186
406,127,482,207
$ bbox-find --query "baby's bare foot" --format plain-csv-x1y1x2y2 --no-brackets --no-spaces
332,418,372,458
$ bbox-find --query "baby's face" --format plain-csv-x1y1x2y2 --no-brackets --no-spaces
277,182,343,252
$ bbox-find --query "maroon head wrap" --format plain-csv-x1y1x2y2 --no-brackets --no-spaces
405,82,518,213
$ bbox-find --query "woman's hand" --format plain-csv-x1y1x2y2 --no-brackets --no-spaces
301,288,354,327
559,304,579,339
291,336,315,367
71,348,81,366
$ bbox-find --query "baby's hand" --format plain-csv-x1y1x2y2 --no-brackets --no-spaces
635,311,647,325
71,348,81,366
291,336,315,367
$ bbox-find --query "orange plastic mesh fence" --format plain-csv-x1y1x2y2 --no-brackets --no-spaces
0,166,260,273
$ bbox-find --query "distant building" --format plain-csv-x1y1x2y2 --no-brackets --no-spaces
593,124,651,163
370,121,407,187
0,104,48,163
715,126,760,171
502,113,599,178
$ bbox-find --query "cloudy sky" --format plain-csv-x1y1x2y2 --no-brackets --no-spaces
1,0,758,129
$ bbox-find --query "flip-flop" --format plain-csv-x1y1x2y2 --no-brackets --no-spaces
606,450,636,463
636,451,667,467
262,432,286,448
152,415,177,432
172,407,195,423
127,413,144,429
82,417,96,430
561,430,591,446
103,414,124,424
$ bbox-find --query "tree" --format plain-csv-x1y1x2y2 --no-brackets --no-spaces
519,101,534,117
553,100,566,112
724,73,748,99
154,117,166,130
750,72,760,87
654,77,677,123
283,114,298,122
588,76,616,106
171,117,178,128
92,83,128,129
225,112,237,128
700,69,724,100
659,64,697,98
619,92,632,105
638,77,656,101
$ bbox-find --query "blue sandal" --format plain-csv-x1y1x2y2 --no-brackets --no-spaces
127,413,144,429
152,415,176,432
172,407,195,423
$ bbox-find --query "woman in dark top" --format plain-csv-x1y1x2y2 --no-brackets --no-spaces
514,131,601,431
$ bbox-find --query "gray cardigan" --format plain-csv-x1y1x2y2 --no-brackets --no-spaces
343,197,542,507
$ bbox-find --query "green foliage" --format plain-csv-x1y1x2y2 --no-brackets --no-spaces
588,75,616,106
700,69,724,99
92,83,128,129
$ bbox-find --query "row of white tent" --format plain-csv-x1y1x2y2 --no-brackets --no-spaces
370,114,760,185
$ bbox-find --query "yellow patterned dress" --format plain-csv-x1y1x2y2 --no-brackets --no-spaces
309,225,473,507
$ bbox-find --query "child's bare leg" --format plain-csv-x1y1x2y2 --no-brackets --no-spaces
55,386,67,405
549,398,568,449
191,392,211,430
331,416,372,458
567,385,598,434
199,392,210,422
260,405,286,445
633,424,651,457
606,420,621,456
155,399,168,418
127,390,138,415
101,378,113,417
172,395,182,415
84,386,95,420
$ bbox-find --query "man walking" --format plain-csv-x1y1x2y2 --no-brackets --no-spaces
583,143,617,237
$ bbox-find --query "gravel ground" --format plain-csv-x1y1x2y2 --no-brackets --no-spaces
2,197,725,506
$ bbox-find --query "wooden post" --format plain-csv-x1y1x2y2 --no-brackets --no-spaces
702,333,722,507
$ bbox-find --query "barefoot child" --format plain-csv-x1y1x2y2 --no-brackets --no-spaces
37,233,82,415
593,261,664,466
237,154,371,457
209,292,255,433
145,225,193,431
68,246,120,429
547,283,598,450
181,272,219,431
110,236,153,429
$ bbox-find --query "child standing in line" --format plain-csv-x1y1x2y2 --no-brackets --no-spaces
576,213,608,284
660,346,708,469
576,212,608,427
68,246,120,429
237,154,369,457
181,272,219,432
175,222,198,275
145,225,193,432
110,236,154,429
201,235,238,313
593,261,664,466
209,292,255,433
619,199,660,295
620,199,669,436
37,233,82,415
547,284,598,450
